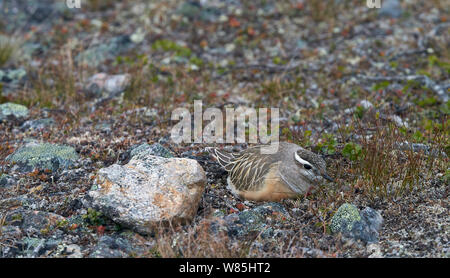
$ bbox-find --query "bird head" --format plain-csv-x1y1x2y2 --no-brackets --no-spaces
293,149,333,185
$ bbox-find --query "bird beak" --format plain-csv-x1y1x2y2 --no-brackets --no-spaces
322,173,334,182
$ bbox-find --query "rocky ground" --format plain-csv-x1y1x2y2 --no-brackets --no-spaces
0,0,448,258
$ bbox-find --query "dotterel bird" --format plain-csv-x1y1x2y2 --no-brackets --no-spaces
210,142,333,202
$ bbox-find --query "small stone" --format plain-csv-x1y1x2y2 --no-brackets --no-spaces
331,203,383,244
359,100,374,110
94,121,112,133
5,141,79,173
20,118,55,131
86,154,206,235
389,115,408,128
130,28,145,43
225,202,290,239
84,73,130,99
0,68,27,83
129,143,174,158
361,207,383,231
89,235,132,258
378,0,403,18
296,39,308,50
5,209,66,235
0,174,13,188
65,244,83,258
367,243,383,258
0,102,29,122
21,237,46,257
331,203,361,234
76,35,134,67
225,43,235,53
395,141,446,157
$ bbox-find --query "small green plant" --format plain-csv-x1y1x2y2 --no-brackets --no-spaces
300,130,313,147
442,169,450,184
372,81,390,91
11,213,23,222
416,96,438,108
56,219,69,229
390,61,398,68
40,224,51,236
342,142,363,161
82,208,105,226
354,105,365,119
272,56,286,65
427,55,450,73
189,56,203,67
282,127,292,141
412,130,424,143
152,39,192,58
317,133,337,155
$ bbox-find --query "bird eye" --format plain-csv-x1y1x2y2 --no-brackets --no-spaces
303,164,312,170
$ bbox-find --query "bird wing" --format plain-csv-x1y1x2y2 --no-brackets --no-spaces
210,146,279,191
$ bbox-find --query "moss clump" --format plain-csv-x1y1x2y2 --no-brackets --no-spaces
330,203,361,234
6,142,79,172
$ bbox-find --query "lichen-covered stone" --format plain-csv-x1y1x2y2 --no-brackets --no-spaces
5,209,67,235
225,202,290,239
130,143,174,158
0,102,29,122
331,203,383,243
76,36,134,67
0,173,9,187
20,118,55,131
86,154,206,235
330,203,361,233
89,235,132,258
378,0,403,18
6,142,79,172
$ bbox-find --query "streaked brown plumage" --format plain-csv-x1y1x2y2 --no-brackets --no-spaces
210,142,332,202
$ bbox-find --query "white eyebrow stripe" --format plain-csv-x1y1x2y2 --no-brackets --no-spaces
295,152,312,166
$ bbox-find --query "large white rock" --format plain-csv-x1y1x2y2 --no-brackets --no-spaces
87,154,206,234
